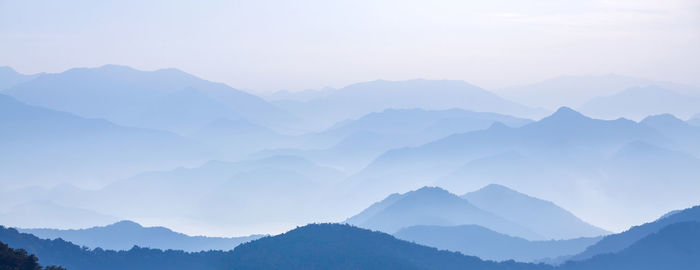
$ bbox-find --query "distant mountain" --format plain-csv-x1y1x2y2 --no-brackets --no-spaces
0,93,211,188
0,66,41,90
269,108,534,172
496,74,700,110
2,65,291,134
579,85,700,120
689,114,700,126
0,224,552,270
263,87,337,102
354,107,665,199
0,201,119,229
640,114,700,155
561,221,700,270
394,224,601,262
273,79,546,129
79,155,346,234
350,107,700,230
19,220,262,252
188,118,292,159
345,187,542,239
462,184,608,239
569,205,700,261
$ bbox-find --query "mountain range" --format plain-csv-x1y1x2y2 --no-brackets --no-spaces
0,93,211,188
19,220,263,252
350,107,700,230
2,65,292,134
346,185,607,241
3,205,700,270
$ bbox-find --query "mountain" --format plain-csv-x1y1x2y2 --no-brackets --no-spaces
261,108,534,173
569,205,700,261
496,74,700,110
462,184,609,239
188,118,292,159
273,79,546,130
0,201,119,229
349,107,700,230
2,222,698,270
0,66,41,90
345,187,542,239
579,85,700,120
2,65,290,134
0,224,552,270
561,221,700,270
71,155,346,235
352,107,666,200
0,240,64,270
640,114,700,155
19,221,263,252
394,224,601,262
689,114,700,126
0,93,211,188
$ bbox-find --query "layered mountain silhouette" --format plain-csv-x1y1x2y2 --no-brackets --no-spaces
394,225,601,262
0,66,41,90
2,65,291,134
689,114,700,126
345,187,544,239
0,93,211,188
352,107,699,230
19,220,262,252
0,224,552,270
2,219,699,270
462,184,609,239
561,221,700,270
579,85,700,120
273,79,546,129
496,74,700,110
569,205,700,261
0,201,119,229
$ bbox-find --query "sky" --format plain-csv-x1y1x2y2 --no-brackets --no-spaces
1,0,699,92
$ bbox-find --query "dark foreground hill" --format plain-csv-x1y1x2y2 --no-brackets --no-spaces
1,224,550,270
2,220,699,270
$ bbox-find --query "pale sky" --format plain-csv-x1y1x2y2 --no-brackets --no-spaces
1,0,699,92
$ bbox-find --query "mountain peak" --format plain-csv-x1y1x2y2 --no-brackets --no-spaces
109,220,144,229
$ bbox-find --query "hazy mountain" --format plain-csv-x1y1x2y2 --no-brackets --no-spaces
345,187,542,239
273,79,546,130
569,205,700,261
688,114,700,126
496,74,700,110
561,221,700,270
351,107,700,230
2,65,290,134
0,66,41,90
640,114,700,155
579,85,700,120
0,94,211,188
263,108,534,173
19,220,263,252
0,224,552,270
80,155,346,235
263,87,337,102
462,184,608,239
394,224,601,262
354,107,665,198
188,118,293,159
0,201,119,229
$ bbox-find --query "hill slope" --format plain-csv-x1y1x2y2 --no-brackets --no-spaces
345,187,542,239
462,184,608,239
394,225,600,262
19,221,263,252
